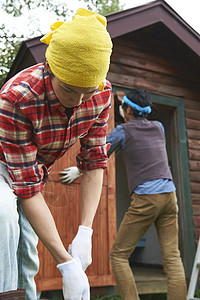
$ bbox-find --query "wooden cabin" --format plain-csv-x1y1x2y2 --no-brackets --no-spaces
5,0,200,297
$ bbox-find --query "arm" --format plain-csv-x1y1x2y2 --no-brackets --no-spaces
80,168,103,228
20,192,71,264
106,125,126,157
68,168,103,271
59,126,125,184
21,192,90,299
59,125,125,184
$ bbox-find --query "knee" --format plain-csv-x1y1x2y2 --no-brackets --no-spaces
109,246,118,266
109,244,116,259
109,245,124,264
109,249,119,270
109,249,114,261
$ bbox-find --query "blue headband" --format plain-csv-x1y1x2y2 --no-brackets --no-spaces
123,95,151,115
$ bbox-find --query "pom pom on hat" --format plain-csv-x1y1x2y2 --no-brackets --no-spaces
41,8,112,87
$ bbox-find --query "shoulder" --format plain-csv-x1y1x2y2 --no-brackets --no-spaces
109,124,124,135
104,79,112,91
152,120,165,133
0,63,45,108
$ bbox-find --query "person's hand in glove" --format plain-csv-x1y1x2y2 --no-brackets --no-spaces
59,166,82,184
68,225,93,271
57,258,90,300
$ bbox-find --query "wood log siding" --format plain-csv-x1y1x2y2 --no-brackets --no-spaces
189,150,200,161
187,109,200,243
107,32,200,246
187,108,200,230
187,129,200,140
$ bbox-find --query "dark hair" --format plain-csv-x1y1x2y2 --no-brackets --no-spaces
122,88,152,118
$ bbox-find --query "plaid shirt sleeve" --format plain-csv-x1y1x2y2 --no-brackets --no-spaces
0,97,48,198
76,83,112,171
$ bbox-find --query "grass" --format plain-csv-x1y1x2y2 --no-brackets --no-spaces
140,294,167,300
91,297,121,300
91,294,167,300
195,290,200,297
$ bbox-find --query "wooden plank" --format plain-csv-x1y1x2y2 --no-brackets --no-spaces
97,187,109,276
187,129,200,140
191,182,200,194
37,278,62,292
113,40,200,82
110,61,195,89
188,140,200,151
0,289,26,299
192,193,200,202
185,109,200,121
184,99,200,110
192,205,200,216
133,266,167,295
111,38,200,101
107,71,186,98
136,281,167,295
194,229,200,241
190,172,200,183
111,49,174,78
193,216,200,228
36,271,116,291
88,275,116,287
186,118,200,130
115,32,196,66
182,90,200,101
189,150,200,161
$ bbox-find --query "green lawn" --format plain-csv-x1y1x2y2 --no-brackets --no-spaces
91,294,167,300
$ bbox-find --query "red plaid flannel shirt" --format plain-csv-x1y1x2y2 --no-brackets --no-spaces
0,63,111,198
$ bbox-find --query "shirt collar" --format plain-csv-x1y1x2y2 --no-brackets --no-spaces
43,66,63,113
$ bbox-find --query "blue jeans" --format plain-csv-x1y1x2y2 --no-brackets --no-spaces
0,163,39,300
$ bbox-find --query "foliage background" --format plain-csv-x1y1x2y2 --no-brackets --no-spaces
0,0,124,88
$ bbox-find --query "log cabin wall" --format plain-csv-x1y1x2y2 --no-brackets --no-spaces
107,23,200,249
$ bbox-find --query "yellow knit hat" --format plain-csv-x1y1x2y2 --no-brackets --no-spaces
40,8,112,87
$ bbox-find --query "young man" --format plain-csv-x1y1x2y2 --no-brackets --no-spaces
0,8,112,300
107,88,187,300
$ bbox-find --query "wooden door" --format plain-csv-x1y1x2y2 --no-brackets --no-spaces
35,94,116,291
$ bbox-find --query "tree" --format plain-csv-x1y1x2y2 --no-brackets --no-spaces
83,0,124,15
0,0,71,87
0,26,23,87
0,0,124,88
1,0,69,18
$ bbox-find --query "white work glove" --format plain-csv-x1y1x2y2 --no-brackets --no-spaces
68,226,93,271
59,166,82,184
57,258,90,300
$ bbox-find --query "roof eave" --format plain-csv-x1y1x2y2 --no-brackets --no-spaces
107,0,200,57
